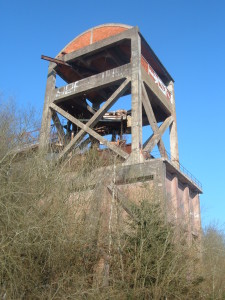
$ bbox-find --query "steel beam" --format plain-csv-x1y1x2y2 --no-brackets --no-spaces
41,55,72,67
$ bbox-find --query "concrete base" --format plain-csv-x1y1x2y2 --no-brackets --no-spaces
66,158,202,285
68,158,202,240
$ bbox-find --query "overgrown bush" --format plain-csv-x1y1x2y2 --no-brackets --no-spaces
1,100,225,299
200,226,225,299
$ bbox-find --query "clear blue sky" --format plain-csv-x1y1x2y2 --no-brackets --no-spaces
1,0,225,229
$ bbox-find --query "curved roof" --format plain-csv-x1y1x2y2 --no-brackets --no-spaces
55,23,173,84
57,23,133,57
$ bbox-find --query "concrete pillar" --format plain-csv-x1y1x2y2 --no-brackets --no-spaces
167,81,179,167
129,27,143,164
39,62,56,152
91,103,100,147
183,185,191,243
192,193,201,235
171,174,179,221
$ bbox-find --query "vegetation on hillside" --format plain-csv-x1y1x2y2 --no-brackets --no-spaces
0,100,225,299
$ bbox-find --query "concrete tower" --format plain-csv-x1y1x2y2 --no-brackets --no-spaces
40,24,202,241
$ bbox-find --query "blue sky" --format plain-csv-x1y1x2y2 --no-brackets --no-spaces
1,0,225,229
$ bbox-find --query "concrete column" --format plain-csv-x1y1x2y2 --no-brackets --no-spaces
183,185,191,243
171,174,179,221
167,81,179,167
129,27,143,164
39,63,56,152
192,193,201,235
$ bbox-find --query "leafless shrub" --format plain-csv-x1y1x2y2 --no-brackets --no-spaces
0,99,224,299
200,225,225,299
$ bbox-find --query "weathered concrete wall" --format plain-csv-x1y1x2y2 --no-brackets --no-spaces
65,158,201,285
68,159,201,240
116,160,166,208
165,168,201,240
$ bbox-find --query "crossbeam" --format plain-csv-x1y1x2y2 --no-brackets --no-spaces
143,116,174,153
50,103,129,160
52,78,130,160
142,82,167,158
41,55,71,67
53,64,132,102
142,70,172,115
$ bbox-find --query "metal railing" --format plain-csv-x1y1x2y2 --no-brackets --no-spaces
149,149,202,190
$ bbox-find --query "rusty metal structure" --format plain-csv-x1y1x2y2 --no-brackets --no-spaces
40,24,202,241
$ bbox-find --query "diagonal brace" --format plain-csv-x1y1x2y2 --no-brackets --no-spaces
51,110,66,145
142,81,168,157
143,116,174,153
50,103,129,160
107,184,139,224
51,78,130,161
